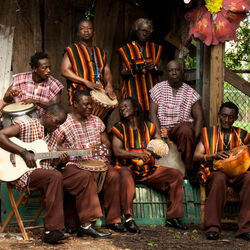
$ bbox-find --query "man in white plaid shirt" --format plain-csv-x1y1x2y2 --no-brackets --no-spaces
149,60,204,182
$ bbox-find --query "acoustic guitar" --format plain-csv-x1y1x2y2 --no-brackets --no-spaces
0,137,109,182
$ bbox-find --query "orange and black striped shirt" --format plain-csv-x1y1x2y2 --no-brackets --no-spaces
199,125,250,183
65,43,107,104
118,41,162,112
112,121,159,177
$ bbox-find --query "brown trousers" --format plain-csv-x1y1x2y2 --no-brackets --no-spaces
102,165,122,225
29,169,64,231
205,171,250,236
118,166,184,219
168,122,195,170
62,165,103,227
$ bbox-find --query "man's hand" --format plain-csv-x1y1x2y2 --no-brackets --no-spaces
59,152,70,163
143,62,155,71
136,151,151,162
21,99,37,105
85,80,102,90
22,151,37,168
214,151,230,160
105,85,117,100
7,87,22,100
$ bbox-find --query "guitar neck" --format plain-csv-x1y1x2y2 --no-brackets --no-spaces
34,149,92,161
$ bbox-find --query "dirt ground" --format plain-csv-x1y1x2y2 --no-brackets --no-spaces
0,224,249,250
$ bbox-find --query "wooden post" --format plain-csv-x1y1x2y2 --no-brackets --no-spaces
209,44,224,126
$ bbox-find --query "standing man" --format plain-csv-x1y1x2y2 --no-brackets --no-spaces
56,90,125,234
149,60,203,180
112,98,187,233
118,18,162,114
3,52,64,117
0,104,68,244
194,102,250,241
61,18,116,105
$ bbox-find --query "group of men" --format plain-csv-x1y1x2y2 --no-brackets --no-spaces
0,17,249,244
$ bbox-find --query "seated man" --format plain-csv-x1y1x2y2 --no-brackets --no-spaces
0,104,68,244
193,102,250,241
3,52,64,117
149,60,204,180
112,97,188,233
56,90,124,235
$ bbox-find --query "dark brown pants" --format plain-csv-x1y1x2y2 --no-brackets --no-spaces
205,171,250,236
29,169,64,231
102,165,122,225
118,166,184,219
62,165,103,228
168,122,195,170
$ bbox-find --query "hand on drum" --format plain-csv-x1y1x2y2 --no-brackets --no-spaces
143,62,155,71
105,85,117,100
21,98,37,105
85,80,102,90
8,88,22,99
214,151,230,160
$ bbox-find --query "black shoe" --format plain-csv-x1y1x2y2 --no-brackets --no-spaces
105,223,127,232
124,219,141,233
236,232,250,241
65,226,79,234
206,231,219,240
77,224,112,238
43,230,68,244
166,218,188,230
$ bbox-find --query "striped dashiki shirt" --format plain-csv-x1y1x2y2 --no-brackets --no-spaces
112,121,159,177
118,41,162,112
64,43,107,104
13,118,58,189
199,125,250,184
12,72,64,117
150,81,200,129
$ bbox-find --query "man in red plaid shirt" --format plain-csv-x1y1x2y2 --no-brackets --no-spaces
56,90,123,237
3,52,64,117
0,104,69,244
149,60,204,182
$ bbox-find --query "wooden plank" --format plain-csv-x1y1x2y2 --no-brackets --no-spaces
0,0,16,99
224,67,250,97
93,0,121,65
44,0,73,107
202,45,211,126
209,44,224,126
12,0,42,74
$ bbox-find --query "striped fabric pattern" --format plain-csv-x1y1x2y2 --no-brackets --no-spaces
112,121,158,176
12,72,64,117
65,43,107,104
118,41,162,111
199,125,250,184
150,81,200,129
13,118,58,189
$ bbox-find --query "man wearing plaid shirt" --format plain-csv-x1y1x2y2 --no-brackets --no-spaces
56,90,123,237
149,60,204,181
3,52,64,117
0,104,69,244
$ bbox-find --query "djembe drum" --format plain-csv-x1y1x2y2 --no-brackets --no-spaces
2,103,38,127
214,145,250,178
90,89,118,120
77,159,107,193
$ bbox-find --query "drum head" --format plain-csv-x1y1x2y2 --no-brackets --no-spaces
3,103,35,114
90,89,118,107
78,159,107,171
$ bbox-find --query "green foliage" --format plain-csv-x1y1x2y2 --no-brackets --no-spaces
147,242,158,249
173,232,181,239
225,15,250,71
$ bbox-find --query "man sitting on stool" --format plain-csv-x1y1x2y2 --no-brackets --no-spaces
112,97,188,232
193,102,250,241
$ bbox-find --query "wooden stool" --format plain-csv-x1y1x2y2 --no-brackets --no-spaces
200,185,240,228
0,183,44,240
